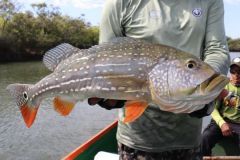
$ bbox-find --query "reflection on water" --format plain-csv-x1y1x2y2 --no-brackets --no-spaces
0,62,117,160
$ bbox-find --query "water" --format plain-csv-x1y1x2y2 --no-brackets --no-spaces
0,62,117,160
0,52,239,160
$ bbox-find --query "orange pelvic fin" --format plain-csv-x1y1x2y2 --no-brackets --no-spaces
53,96,76,116
20,105,39,128
123,101,148,123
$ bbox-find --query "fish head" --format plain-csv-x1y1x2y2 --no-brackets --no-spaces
148,51,229,113
6,84,40,128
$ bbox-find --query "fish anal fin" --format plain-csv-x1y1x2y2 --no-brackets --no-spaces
20,105,39,128
123,101,148,123
53,97,76,116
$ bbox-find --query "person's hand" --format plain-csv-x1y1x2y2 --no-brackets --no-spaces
88,97,126,110
228,97,238,107
220,123,233,136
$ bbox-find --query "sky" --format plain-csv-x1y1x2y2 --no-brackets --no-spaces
18,0,240,39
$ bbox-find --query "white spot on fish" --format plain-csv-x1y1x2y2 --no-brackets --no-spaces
96,86,101,90
111,87,116,91
86,86,92,90
80,88,87,91
118,87,126,90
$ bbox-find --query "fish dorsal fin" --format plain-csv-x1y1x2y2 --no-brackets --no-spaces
43,43,81,71
53,96,76,116
123,101,148,123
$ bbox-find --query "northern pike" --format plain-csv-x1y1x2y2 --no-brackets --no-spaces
7,37,229,128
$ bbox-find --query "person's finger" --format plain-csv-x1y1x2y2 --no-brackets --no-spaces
88,97,102,105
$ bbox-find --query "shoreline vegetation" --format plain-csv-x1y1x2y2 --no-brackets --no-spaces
0,0,240,63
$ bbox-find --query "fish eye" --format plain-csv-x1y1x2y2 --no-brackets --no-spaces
186,60,197,69
23,92,28,100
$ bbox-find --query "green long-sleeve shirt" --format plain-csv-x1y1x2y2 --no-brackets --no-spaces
100,0,230,152
212,83,240,127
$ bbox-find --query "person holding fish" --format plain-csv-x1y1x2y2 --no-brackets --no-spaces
88,0,230,160
202,57,240,156
6,0,230,159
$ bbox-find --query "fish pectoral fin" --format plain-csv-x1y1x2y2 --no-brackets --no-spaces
20,104,39,128
53,96,76,116
123,101,148,123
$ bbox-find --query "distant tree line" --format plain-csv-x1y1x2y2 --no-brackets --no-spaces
0,0,239,62
227,37,240,52
0,0,99,62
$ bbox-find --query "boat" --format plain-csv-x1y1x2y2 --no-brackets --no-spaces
62,120,240,160
62,120,118,160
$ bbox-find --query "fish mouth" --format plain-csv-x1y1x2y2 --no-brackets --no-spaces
172,73,229,102
199,73,229,94
156,74,229,114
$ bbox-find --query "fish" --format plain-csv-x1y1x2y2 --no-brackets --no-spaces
6,37,229,128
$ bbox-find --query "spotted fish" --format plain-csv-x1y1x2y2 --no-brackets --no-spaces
7,37,229,128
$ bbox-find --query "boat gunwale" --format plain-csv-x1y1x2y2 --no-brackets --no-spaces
62,120,118,160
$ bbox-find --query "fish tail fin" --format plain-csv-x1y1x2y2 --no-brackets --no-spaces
6,83,39,128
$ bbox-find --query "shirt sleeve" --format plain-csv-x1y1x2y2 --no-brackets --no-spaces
99,0,127,44
211,100,226,127
203,0,230,75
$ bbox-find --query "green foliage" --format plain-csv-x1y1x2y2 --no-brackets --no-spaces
228,38,240,52
0,1,99,62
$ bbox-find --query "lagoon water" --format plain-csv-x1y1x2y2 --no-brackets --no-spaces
0,52,239,160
